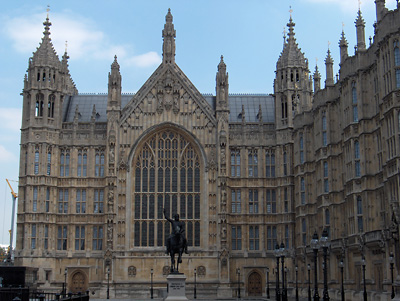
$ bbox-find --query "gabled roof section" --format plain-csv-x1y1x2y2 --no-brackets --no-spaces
30,16,61,69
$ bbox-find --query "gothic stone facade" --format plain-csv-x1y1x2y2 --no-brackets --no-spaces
16,3,400,299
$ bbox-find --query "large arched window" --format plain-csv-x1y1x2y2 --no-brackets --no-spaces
133,129,201,248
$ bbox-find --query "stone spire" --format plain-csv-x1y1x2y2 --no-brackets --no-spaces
313,64,321,93
339,30,348,63
30,16,60,69
325,48,334,87
108,55,122,108
355,9,366,51
162,8,176,64
216,55,229,111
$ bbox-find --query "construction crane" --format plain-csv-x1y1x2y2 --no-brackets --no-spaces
6,179,17,262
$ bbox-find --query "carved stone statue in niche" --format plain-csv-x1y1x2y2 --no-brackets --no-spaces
221,224,227,240
109,145,115,163
108,189,114,213
221,188,227,213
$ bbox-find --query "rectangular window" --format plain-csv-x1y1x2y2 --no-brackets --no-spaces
249,226,259,250
266,150,275,178
31,224,36,249
47,152,51,175
300,135,304,164
95,153,105,177
302,218,307,246
45,187,50,212
92,226,103,250
301,178,306,205
33,187,38,212
322,113,327,146
285,225,290,249
231,226,242,250
267,226,277,250
323,161,329,193
283,152,288,176
77,152,87,177
94,189,104,213
58,189,68,213
230,149,241,177
57,225,67,250
248,149,258,177
231,189,241,213
249,189,258,214
44,224,48,250
266,189,276,213
60,152,70,177
284,188,288,213
76,189,87,214
34,151,39,175
396,69,400,88
75,226,85,250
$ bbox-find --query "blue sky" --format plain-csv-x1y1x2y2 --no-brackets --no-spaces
0,0,397,246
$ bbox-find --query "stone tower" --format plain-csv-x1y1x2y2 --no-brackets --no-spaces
275,15,312,130
18,15,77,251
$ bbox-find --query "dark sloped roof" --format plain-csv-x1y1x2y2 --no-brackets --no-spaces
63,93,275,123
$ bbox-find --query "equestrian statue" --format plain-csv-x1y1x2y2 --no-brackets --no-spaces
163,208,188,273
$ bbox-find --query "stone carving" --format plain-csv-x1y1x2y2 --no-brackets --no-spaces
128,266,136,277
108,189,114,213
155,71,182,114
197,266,206,277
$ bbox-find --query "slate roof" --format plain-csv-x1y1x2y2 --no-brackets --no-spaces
63,93,275,123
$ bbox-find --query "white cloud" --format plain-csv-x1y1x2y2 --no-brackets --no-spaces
0,108,22,132
125,51,162,68
0,145,17,163
3,12,161,68
301,0,397,13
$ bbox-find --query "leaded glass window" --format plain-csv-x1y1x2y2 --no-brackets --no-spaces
133,130,202,247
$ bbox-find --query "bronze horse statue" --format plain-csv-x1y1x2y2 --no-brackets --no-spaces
163,209,188,273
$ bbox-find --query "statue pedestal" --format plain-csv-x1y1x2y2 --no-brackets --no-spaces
165,273,188,301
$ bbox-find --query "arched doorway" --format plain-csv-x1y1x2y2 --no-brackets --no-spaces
70,271,87,293
248,271,262,296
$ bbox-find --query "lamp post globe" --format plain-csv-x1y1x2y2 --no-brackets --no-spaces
275,243,281,301
311,230,320,301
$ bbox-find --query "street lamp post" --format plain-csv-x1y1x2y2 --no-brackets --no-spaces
280,243,287,301
295,266,299,301
320,229,330,301
284,266,288,301
339,260,344,301
308,264,311,301
275,243,281,301
194,268,197,299
311,231,320,301
362,256,367,301
390,252,395,299
150,268,154,299
267,267,270,299
64,268,67,297
107,267,110,300
237,268,241,299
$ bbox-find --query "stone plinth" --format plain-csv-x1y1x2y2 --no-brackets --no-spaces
165,273,188,301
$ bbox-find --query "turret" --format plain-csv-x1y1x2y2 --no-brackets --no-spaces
162,9,176,64
216,55,229,112
22,15,77,129
325,49,334,87
107,55,122,109
355,9,366,51
275,14,313,129
313,65,321,93
339,31,348,64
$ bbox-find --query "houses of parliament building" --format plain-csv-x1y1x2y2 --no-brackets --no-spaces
15,1,400,299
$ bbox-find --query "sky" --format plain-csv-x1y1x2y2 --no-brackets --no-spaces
0,0,398,247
